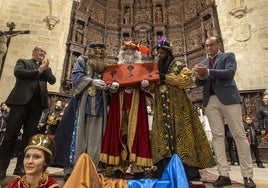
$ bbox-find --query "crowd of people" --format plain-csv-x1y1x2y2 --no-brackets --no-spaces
0,36,267,188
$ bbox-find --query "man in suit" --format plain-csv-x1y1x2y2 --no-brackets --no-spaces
193,37,256,188
0,46,56,180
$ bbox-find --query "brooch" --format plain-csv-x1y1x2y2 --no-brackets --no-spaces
88,86,97,96
159,85,167,93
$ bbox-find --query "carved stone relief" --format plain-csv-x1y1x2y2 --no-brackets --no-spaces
232,23,251,42
155,4,163,23
123,6,131,24
186,30,202,51
184,0,197,21
228,0,247,18
167,7,181,25
90,3,105,24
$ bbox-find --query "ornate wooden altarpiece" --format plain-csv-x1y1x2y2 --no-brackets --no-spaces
59,0,220,94
48,0,268,161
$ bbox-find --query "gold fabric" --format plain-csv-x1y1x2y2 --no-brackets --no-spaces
151,60,216,168
64,153,128,188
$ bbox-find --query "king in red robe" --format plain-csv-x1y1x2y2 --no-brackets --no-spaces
100,41,153,175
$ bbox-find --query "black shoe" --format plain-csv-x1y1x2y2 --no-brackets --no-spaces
243,177,256,188
230,161,235,165
13,167,25,176
213,175,232,187
0,170,6,180
257,163,265,168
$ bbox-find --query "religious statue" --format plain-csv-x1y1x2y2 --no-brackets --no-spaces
123,7,130,24
0,31,24,71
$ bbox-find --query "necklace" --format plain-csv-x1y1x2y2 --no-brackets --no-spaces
20,171,49,188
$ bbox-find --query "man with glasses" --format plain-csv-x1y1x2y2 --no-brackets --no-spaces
193,37,256,188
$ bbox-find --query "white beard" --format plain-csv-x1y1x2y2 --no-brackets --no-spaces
118,50,142,64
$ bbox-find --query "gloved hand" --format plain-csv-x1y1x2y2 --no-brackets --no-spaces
141,79,149,89
109,82,120,91
92,79,107,89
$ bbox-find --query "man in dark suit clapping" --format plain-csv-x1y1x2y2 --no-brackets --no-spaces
0,46,56,180
193,37,256,188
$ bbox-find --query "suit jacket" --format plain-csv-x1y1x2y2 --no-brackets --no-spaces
6,58,56,108
195,52,241,107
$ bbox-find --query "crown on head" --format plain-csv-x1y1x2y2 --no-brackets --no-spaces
157,36,173,51
24,134,55,156
121,41,140,51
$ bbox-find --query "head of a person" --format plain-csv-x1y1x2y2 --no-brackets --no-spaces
118,41,142,64
245,116,253,124
24,134,55,176
32,46,47,62
0,102,7,111
85,41,106,59
85,41,107,73
263,94,268,105
156,36,173,61
55,100,63,110
205,37,221,57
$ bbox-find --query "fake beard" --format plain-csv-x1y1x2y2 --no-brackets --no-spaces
123,54,136,63
87,57,107,73
118,50,142,64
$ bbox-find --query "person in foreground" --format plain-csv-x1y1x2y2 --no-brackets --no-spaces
193,36,256,188
5,134,59,188
150,36,216,181
0,46,56,180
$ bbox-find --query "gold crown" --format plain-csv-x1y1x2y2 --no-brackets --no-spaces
24,134,55,156
121,41,140,51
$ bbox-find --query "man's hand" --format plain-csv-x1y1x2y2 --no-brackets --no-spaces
38,59,50,74
192,63,208,77
110,82,120,91
141,79,149,88
92,79,108,90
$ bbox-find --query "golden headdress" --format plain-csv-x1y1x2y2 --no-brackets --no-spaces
24,134,55,156
120,41,140,51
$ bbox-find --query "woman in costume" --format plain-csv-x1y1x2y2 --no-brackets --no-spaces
5,134,59,188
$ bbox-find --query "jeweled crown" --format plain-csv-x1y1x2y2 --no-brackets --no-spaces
24,134,55,156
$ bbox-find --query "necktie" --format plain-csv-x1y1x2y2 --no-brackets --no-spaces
209,58,214,69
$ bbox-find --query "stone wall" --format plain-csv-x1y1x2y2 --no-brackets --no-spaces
215,0,268,92
0,0,73,103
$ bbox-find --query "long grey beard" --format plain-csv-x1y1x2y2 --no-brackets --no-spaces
88,58,107,73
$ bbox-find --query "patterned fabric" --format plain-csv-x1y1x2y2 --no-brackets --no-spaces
5,175,59,188
100,89,153,171
151,59,216,169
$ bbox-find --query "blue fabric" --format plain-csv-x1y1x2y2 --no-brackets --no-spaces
127,154,188,188
72,56,104,116
52,97,78,167
161,154,189,188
